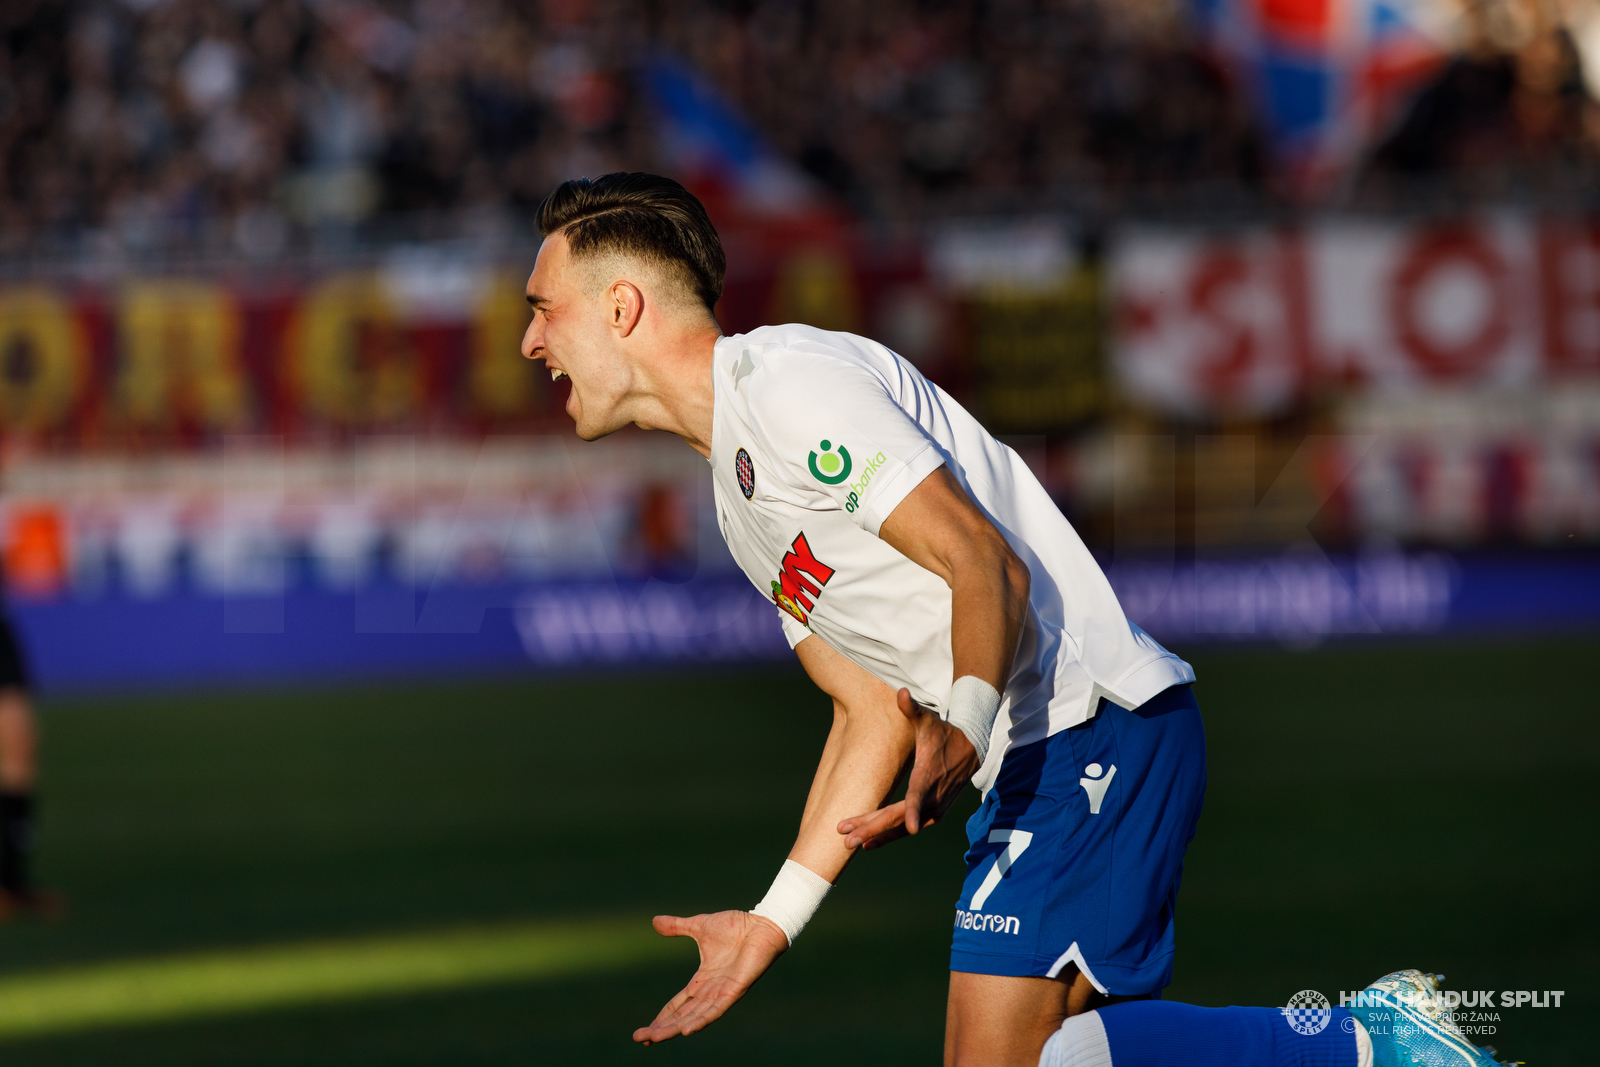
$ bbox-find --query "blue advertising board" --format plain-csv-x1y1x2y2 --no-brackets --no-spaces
8,550,1598,693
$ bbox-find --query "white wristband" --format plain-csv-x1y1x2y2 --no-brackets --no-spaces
750,859,832,946
946,676,1000,766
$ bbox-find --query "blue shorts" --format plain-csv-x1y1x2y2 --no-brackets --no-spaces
950,683,1206,995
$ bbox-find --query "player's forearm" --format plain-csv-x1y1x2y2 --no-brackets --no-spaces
788,696,913,882
877,468,1030,693
948,541,1031,691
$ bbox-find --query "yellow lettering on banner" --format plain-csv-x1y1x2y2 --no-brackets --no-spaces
768,249,860,334
470,275,538,417
117,281,247,430
288,272,419,425
972,267,1105,432
0,287,86,432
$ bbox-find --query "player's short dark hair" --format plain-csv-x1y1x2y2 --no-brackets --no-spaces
536,173,726,312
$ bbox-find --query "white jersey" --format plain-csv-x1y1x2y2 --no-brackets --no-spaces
709,324,1193,793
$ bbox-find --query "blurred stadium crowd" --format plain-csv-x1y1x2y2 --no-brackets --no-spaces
6,0,1600,255
0,0,1594,686
1,0,628,254
1369,20,1599,190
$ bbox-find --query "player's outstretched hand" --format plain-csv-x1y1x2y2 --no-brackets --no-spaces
632,910,788,1045
837,687,980,851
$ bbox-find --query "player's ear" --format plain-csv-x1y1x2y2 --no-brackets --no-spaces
610,280,644,338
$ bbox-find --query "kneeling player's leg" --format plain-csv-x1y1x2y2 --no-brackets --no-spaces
946,971,1071,1067
946,966,1150,1066
944,967,1099,1067
1040,1002,1366,1067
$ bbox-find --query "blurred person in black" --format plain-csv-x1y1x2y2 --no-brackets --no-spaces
1368,25,1599,184
0,601,53,919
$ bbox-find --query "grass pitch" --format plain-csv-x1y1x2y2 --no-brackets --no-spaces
0,638,1593,1064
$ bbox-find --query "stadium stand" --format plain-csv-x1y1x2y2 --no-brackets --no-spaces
10,0,1595,257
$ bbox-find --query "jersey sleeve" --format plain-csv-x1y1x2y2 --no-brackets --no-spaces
780,612,811,649
748,351,946,536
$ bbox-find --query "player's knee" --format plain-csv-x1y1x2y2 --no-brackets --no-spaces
945,1022,1087,1067
944,1009,1068,1067
947,1036,1030,1067
1037,1010,1109,1067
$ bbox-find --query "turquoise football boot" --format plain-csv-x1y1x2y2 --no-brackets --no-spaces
1350,969,1520,1067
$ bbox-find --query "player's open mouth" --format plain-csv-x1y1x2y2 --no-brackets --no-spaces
549,367,568,382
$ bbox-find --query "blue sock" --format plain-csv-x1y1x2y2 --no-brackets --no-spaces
1094,1001,1360,1067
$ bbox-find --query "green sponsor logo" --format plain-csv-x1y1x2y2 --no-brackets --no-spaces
842,451,888,514
808,439,852,485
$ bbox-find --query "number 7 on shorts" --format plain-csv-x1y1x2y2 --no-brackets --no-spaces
969,829,1033,911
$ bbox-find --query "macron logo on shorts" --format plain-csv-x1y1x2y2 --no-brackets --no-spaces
1079,763,1116,814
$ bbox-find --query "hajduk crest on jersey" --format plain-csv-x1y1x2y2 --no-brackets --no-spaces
735,447,755,499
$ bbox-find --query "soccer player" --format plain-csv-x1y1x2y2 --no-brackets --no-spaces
0,605,52,920
520,172,1514,1067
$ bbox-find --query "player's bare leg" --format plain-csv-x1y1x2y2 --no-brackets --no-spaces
945,966,1129,1067
0,687,36,792
0,686,57,919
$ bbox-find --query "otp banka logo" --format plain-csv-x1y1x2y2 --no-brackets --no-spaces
809,438,890,514
808,439,852,484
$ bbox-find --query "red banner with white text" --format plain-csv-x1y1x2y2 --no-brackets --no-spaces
1112,216,1600,416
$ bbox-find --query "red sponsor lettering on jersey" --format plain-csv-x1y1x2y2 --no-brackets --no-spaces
770,532,835,626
